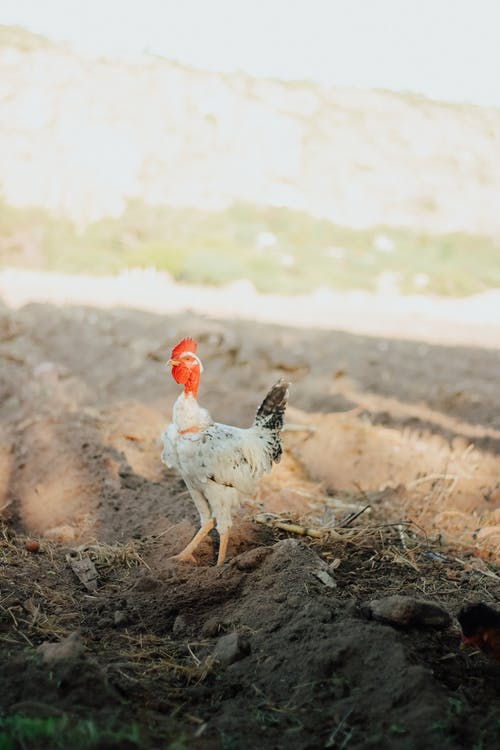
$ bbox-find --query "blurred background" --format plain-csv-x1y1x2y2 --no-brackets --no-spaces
0,0,499,308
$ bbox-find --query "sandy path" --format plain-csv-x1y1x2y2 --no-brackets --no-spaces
2,267,500,349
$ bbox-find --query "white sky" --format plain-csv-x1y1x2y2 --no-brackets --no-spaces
2,0,500,107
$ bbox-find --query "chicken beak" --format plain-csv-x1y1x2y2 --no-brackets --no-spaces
167,359,180,367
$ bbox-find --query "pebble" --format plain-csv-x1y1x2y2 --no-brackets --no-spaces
37,631,84,665
232,546,273,571
364,595,451,629
201,617,223,637
213,632,250,667
312,569,337,589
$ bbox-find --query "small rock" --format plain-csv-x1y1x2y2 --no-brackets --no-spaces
232,546,273,571
25,540,40,553
213,632,250,667
201,617,223,637
66,554,99,592
364,596,451,629
37,631,84,665
312,569,337,589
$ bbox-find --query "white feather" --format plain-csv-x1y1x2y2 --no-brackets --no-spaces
161,392,279,533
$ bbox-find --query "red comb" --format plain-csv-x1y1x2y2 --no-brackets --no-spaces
171,337,198,360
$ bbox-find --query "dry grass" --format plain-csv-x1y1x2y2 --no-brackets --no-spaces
2,504,499,663
98,631,202,679
0,526,80,646
74,540,151,571
0,527,135,644
254,499,500,592
91,629,226,697
0,524,221,687
284,406,499,561
254,510,420,545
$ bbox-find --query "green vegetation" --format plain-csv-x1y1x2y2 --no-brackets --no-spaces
1,198,499,296
0,714,141,750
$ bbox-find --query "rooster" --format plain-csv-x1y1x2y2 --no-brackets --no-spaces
457,602,500,661
161,337,289,565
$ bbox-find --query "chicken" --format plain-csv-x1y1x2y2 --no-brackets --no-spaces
161,337,289,565
457,602,500,660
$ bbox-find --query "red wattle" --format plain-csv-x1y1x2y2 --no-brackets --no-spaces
170,361,200,397
184,374,199,398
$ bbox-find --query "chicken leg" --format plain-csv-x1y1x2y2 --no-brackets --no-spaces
171,518,215,563
217,530,229,567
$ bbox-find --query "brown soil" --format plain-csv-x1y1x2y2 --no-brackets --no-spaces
1,300,500,749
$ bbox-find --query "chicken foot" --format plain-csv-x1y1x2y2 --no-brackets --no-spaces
171,518,215,563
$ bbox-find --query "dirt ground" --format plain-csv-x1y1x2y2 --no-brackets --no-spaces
1,296,500,749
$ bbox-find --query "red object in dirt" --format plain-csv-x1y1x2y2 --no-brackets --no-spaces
25,539,40,553
458,602,500,661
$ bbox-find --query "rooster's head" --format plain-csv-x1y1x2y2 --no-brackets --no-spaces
167,338,203,396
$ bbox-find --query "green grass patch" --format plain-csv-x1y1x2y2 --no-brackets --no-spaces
1,198,499,297
0,714,141,750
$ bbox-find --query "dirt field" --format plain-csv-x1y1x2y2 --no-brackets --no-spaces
1,290,500,749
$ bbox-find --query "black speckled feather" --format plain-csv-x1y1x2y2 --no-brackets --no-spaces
254,379,289,462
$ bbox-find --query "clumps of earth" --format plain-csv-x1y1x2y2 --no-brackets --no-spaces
1,301,500,749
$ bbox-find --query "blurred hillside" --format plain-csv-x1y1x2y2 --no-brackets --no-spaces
1,25,500,234
1,25,500,298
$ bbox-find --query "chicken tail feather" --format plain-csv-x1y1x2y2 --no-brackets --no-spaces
254,378,290,446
